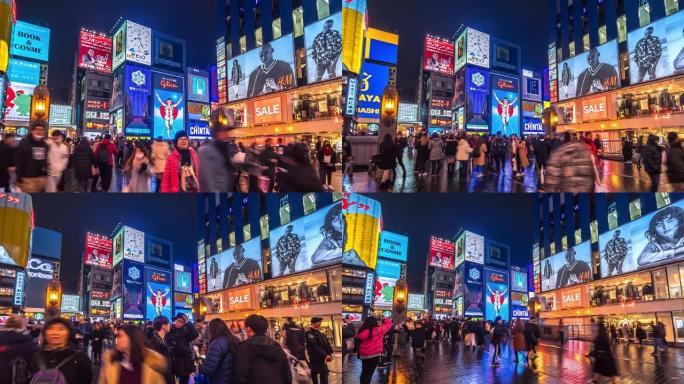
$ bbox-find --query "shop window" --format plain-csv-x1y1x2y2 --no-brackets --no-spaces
598,25,607,45
292,90,342,122
328,268,342,301
316,0,330,20
656,193,671,208
673,311,684,343
272,18,282,39
243,224,251,241
561,235,568,251
259,272,332,310
229,231,236,248
569,41,576,58
293,7,304,37
653,268,669,299
303,193,317,215
550,242,556,256
667,265,682,299
216,238,223,253
617,15,627,43
583,33,590,52
665,0,679,15
680,265,684,293
656,313,675,342
629,199,642,221
575,228,582,245
608,210,618,230
638,3,651,27
260,215,269,240
255,27,263,47
279,203,291,225
239,35,247,54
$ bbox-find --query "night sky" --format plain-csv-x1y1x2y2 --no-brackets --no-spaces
366,0,549,101
18,0,218,102
31,194,200,293
363,194,535,291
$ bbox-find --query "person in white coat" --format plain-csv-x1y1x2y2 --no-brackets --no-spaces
46,130,70,192
455,135,473,178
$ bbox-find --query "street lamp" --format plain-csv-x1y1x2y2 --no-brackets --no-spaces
45,278,62,319
528,296,541,320
379,84,399,140
30,84,50,125
392,278,408,324
542,107,559,135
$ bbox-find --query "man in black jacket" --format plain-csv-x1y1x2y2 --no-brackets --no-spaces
166,313,199,384
283,317,306,361
0,133,16,192
150,316,174,384
235,314,292,384
14,120,48,192
666,132,684,191
305,317,333,384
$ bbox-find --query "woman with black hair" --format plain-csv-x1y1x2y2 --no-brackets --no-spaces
122,143,155,193
199,318,241,384
311,203,343,265
637,205,684,266
356,316,392,384
29,317,92,384
97,324,167,383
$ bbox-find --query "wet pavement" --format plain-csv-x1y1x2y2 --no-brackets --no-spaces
343,150,674,193
343,339,684,384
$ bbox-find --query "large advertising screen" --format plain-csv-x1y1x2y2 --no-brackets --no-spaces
4,82,35,121
376,259,401,279
343,193,382,270
433,289,453,314
454,30,467,72
374,276,396,307
174,270,192,293
228,33,296,101
484,269,509,321
187,68,210,103
599,199,684,278
466,27,490,68
490,74,520,136
522,74,542,102
187,102,210,121
485,241,509,268
423,36,455,75
146,268,172,320
125,65,152,136
464,263,484,317
174,292,193,309
464,231,484,264
305,12,342,83
153,32,186,69
112,227,124,266
511,269,528,292
206,236,262,292
123,226,145,263
356,61,390,120
558,39,619,101
342,0,366,75
628,11,684,84
153,72,185,141
521,100,544,135
408,294,424,310
428,236,455,270
541,240,593,292
8,59,40,85
61,295,80,313
122,260,144,320
125,21,152,66
112,23,126,70
270,202,342,277
145,236,171,268
454,233,465,267
511,291,529,319
84,233,113,269
11,21,50,61
465,67,489,131
377,231,408,261
78,31,112,73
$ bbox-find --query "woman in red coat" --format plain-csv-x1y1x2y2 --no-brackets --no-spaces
161,131,200,192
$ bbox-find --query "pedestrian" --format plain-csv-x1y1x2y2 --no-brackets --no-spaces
636,324,646,346
517,137,529,177
234,314,291,384
609,324,618,345
259,138,279,192
394,134,407,179
199,318,240,384
665,132,684,191
444,133,458,176
161,131,200,193
464,320,477,351
90,322,105,364
14,120,48,192
544,132,596,192
148,316,174,384
512,319,527,364
491,133,506,172
378,134,397,184
282,317,306,363
342,317,356,365
428,133,444,177
29,317,92,384
622,136,634,164
45,130,70,192
151,136,170,192
558,319,564,345
93,134,118,192
317,140,337,190
0,315,36,384
97,325,167,383
455,134,473,178
642,134,662,192
591,323,618,384
490,317,506,367
0,133,16,192
276,143,325,192
406,320,427,363
532,135,549,173
356,316,392,384
414,133,430,176
70,138,96,192
523,320,540,365
166,313,200,384
306,317,333,384
651,321,668,355
122,143,154,192
473,139,487,176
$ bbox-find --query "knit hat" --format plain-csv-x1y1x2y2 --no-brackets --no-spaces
311,317,323,324
174,130,188,146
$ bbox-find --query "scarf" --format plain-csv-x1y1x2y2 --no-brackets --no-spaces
178,148,192,166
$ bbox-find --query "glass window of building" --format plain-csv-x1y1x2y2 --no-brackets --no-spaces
239,35,247,53
226,43,232,59
229,231,236,248
629,199,642,221
260,215,269,240
550,242,556,256
674,311,684,343
590,220,599,243
583,33,590,51
328,268,341,301
303,193,317,215
598,25,607,45
656,313,675,342
316,0,330,19
667,265,682,299
656,193,671,208
561,235,568,251
255,27,263,47
608,210,618,230
293,6,304,37
279,203,291,225
272,18,282,39
243,224,251,241
575,228,582,245
588,271,653,306
638,3,651,27
665,0,679,15
569,41,576,57
216,238,223,253
617,15,627,43
653,268,669,299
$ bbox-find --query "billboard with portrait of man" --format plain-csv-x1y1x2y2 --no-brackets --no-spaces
557,40,619,101
305,12,342,84
628,10,684,84
540,241,593,292
206,237,262,292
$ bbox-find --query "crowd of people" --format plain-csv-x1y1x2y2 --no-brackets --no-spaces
0,313,337,384
344,129,684,192
0,119,341,193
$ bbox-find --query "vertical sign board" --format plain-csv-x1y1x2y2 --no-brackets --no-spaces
122,260,144,320
490,74,520,136
465,67,490,131
342,0,367,75
124,65,152,136
146,268,172,320
464,262,483,317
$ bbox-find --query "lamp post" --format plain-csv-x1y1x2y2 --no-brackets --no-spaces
528,296,541,320
391,278,408,357
30,84,50,126
45,278,62,319
542,107,558,135
379,84,399,141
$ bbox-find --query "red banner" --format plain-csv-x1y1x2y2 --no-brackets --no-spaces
84,233,113,269
423,36,454,75
428,237,455,270
78,31,113,73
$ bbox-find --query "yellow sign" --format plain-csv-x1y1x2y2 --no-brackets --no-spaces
342,0,366,75
343,193,381,269
0,193,33,268
0,0,14,73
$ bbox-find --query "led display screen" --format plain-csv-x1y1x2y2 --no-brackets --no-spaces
558,39,619,101
490,74,520,136
4,82,35,122
304,12,342,83
122,260,144,320
123,226,145,263
206,237,262,292
78,31,112,73
377,231,408,261
423,36,455,75
11,21,50,61
374,276,396,307
146,268,172,320
540,241,593,292
343,193,382,270
465,67,489,131
125,21,152,66
112,23,126,70
187,68,210,103
153,72,185,141
84,233,113,269
174,270,192,293
125,65,152,136
428,236,455,270
484,269,509,321
153,32,186,69
627,11,684,84
376,259,401,279
466,27,490,68
8,59,40,85
464,263,484,317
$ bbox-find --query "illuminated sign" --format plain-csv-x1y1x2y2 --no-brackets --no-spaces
123,226,145,263
252,96,285,125
541,241,593,292
61,295,80,313
13,271,24,306
343,193,382,270
84,232,113,269
466,27,489,68
454,30,467,72
342,0,367,74
627,11,684,85
511,269,528,292
374,276,396,307
146,268,172,320
376,259,401,279
490,74,520,136
187,68,210,103
484,269,509,321
174,270,192,293
464,231,485,264
11,21,50,61
433,289,453,313
345,77,358,116
27,257,54,280
558,39,619,101
377,231,408,262
356,61,390,120
125,21,152,66
227,286,254,311
206,237,262,292
363,272,375,304
423,35,454,75
581,95,609,122
408,294,424,310
78,31,112,73
560,287,584,309
465,67,489,131
187,120,211,140
428,236,455,270
153,32,186,69
8,58,40,84
153,72,185,140
304,12,342,83
216,36,227,104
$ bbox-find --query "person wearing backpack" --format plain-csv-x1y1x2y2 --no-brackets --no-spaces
199,318,240,384
97,325,167,384
0,315,36,384
234,315,291,384
29,317,92,384
282,318,306,362
93,134,118,192
161,131,201,193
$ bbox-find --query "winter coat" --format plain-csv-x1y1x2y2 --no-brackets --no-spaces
46,141,70,177
356,318,393,358
666,142,684,183
198,141,238,192
14,135,48,181
544,141,595,192
518,141,530,168
151,141,170,174
125,156,154,192
160,148,200,193
642,142,662,175
276,163,324,192
71,142,95,180
94,139,118,167
592,333,618,377
200,335,239,384
149,332,174,384
474,143,487,166
97,348,167,384
456,139,473,161
378,140,397,170
524,323,539,350
0,329,36,384
305,328,333,371
29,346,92,384
283,322,306,361
444,139,458,157
166,322,200,376
407,326,427,349
415,140,430,162
0,140,15,187
428,138,444,161
512,325,527,352
490,324,506,345
234,335,292,384
532,139,550,163
90,329,105,353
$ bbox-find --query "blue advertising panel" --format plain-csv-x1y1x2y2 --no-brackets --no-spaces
8,59,40,85
11,21,51,61
145,236,171,269
269,202,342,277
375,259,401,279
490,74,520,136
522,75,542,102
368,39,398,65
356,61,390,120
187,120,211,140
628,10,684,84
174,270,192,293
125,65,152,136
146,268,172,320
558,39,619,100
206,236,262,292
511,269,528,292
465,67,489,131
187,68,210,103
521,100,544,135
228,33,296,101
122,260,145,320
491,39,520,73
484,269,509,321
464,262,484,317
153,32,186,70
377,231,408,261
153,72,185,141
511,291,529,319
541,240,593,292
304,12,342,83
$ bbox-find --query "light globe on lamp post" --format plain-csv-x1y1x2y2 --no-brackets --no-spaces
392,278,408,357
45,278,62,319
30,84,51,126
379,84,399,141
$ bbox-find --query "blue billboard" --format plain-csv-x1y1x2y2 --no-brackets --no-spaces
122,260,145,320
125,65,152,136
376,259,401,279
465,67,489,131
187,68,210,103
187,120,211,140
153,72,185,140
377,231,408,261
464,262,484,317
357,61,390,120
174,270,192,293
153,32,186,70
484,269,509,321
146,268,172,320
11,21,50,62
490,74,520,136
8,59,40,85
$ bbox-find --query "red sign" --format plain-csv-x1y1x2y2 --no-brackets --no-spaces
86,100,109,110
78,31,113,74
423,36,455,75
560,287,584,309
581,95,608,122
84,233,113,269
252,96,285,125
227,286,254,311
91,290,110,300
428,237,455,270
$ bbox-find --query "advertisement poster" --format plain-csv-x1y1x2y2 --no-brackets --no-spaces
228,33,296,101
485,242,509,268
558,39,619,101
374,276,396,307
541,241,593,291
122,260,144,320
464,263,483,317
84,233,113,269
270,202,342,277
111,69,124,110
376,259,401,279
4,82,35,121
145,236,171,268
153,72,185,140
628,11,684,84
8,59,40,85
187,102,210,121
511,291,529,319
466,27,490,68
464,231,485,264
521,100,544,135
454,30,467,72
146,268,172,320
599,199,684,278
123,226,145,263
490,74,520,136
433,289,453,314
428,236,455,270
174,292,193,309
125,65,152,135
455,233,465,267
484,269,509,321
560,286,584,309
187,120,211,140
511,269,528,292
377,231,408,261
78,31,112,73
356,61,390,120
304,12,342,83
11,21,50,61
492,40,519,72
408,294,424,310
187,68,210,103
174,270,192,293
342,0,366,74
125,21,152,66
343,193,382,270
252,96,285,125
153,32,186,69
423,36,455,75
206,236,262,292
112,23,126,70
465,67,489,131
522,75,542,101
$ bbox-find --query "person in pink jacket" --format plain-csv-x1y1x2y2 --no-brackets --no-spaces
356,317,393,384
